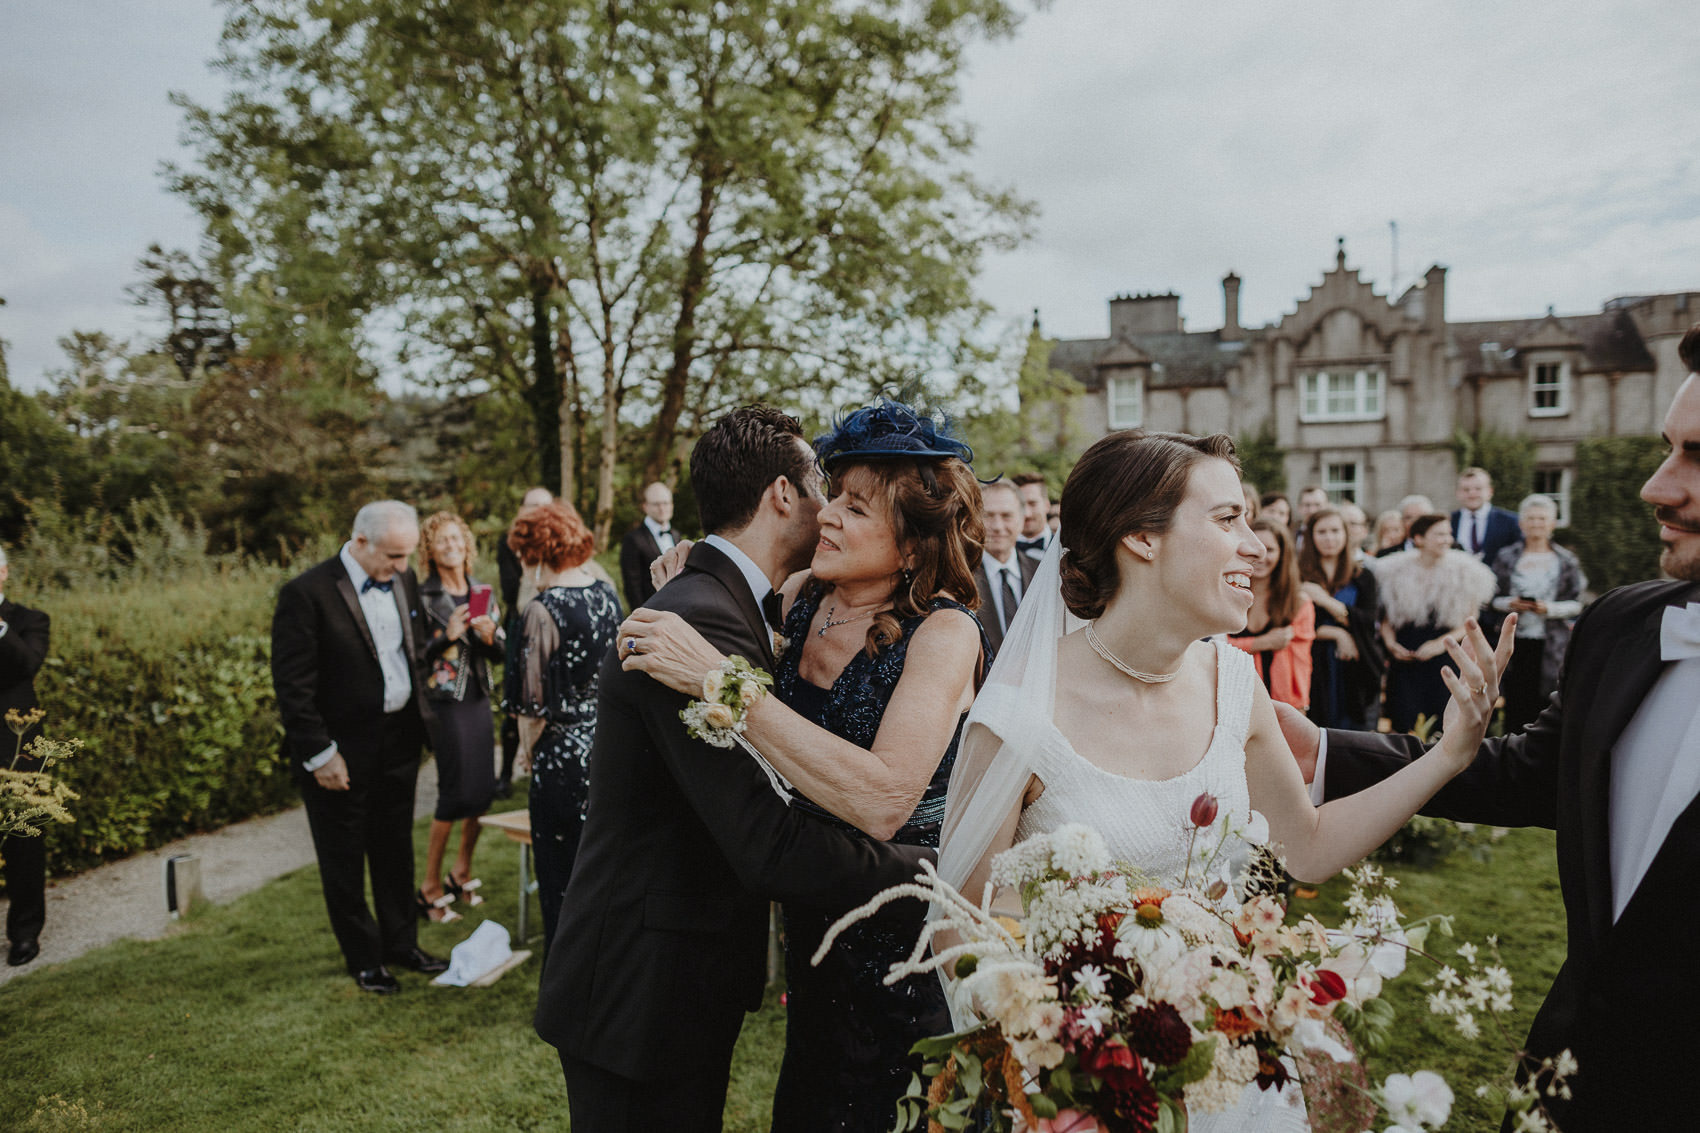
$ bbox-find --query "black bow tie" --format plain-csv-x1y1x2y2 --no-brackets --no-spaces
361,577,394,594
761,589,785,632
1017,537,1045,554
657,527,673,538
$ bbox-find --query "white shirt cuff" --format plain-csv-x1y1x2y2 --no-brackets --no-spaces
304,743,338,772
1308,730,1329,807
0,620,8,640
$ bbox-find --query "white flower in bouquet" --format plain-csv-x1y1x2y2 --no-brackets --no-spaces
1318,940,1384,1006
1049,823,1112,876
1381,1069,1454,1129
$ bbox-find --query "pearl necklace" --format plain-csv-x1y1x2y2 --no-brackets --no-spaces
1084,622,1181,684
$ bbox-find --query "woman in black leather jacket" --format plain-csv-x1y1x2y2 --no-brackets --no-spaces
416,511,504,922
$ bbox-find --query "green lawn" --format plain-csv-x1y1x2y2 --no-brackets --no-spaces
0,816,1561,1131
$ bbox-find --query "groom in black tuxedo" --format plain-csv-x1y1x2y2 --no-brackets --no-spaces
271,500,445,992
535,406,930,1132
1287,327,1700,1130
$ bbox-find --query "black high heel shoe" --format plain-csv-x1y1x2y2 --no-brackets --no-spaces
443,873,484,908
415,888,461,923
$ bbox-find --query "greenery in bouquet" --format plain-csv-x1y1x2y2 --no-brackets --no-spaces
815,792,1569,1133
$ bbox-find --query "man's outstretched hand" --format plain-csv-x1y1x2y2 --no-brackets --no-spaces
1273,701,1321,785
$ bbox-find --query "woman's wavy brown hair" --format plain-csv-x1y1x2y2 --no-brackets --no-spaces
419,511,477,579
1251,518,1301,628
1297,506,1362,592
1059,430,1240,620
506,501,594,572
820,458,984,657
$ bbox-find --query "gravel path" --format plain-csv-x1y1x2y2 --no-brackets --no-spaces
0,760,441,987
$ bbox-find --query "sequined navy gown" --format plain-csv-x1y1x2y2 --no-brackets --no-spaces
769,587,988,1133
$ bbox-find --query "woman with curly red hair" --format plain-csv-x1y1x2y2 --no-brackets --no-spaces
506,500,623,951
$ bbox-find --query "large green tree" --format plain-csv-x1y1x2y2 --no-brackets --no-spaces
172,0,1031,543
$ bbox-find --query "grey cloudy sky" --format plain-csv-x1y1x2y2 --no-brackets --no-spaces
4,0,1696,389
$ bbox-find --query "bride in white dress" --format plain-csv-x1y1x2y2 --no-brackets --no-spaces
936,431,1510,1131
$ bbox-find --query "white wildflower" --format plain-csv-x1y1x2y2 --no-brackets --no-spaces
1382,1070,1453,1128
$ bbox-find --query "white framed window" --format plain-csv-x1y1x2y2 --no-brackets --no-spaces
1532,467,1571,526
1529,361,1570,417
1299,369,1386,423
1107,374,1144,429
1323,461,1360,503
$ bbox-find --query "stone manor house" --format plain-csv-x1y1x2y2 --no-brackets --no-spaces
1037,241,1699,523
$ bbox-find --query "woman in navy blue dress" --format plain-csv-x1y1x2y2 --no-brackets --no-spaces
619,401,990,1133
506,501,623,955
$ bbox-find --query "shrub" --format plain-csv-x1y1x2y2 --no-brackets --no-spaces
27,566,292,873
1566,436,1666,592
6,500,296,876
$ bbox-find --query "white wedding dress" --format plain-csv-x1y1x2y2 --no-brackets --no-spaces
937,541,1309,1132
1011,639,1309,1132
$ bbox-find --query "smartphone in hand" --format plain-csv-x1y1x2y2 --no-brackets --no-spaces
467,584,493,620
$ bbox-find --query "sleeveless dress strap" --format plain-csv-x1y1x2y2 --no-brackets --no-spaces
1211,638,1259,758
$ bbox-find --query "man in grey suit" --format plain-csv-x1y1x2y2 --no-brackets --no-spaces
971,479,1039,657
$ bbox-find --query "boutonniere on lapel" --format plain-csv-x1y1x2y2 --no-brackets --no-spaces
773,631,790,660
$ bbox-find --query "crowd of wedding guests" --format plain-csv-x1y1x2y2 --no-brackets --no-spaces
1233,465,1588,738
269,490,627,990
258,336,1700,1133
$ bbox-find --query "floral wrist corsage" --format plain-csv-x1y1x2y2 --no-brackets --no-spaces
680,655,773,748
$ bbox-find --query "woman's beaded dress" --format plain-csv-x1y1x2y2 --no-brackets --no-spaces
511,581,622,949
768,586,988,1133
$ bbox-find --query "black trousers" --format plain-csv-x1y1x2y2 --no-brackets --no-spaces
3,829,46,943
300,714,422,973
4,720,48,944
559,1028,739,1133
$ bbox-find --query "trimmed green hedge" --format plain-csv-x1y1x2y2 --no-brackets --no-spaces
1566,436,1666,594
23,566,295,875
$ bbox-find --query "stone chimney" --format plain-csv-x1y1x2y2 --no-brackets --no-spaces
1424,264,1447,331
1108,292,1182,338
1221,272,1242,342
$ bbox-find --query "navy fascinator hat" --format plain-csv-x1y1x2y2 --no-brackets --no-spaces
813,398,975,473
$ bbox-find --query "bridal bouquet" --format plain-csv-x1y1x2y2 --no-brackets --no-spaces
816,803,1457,1133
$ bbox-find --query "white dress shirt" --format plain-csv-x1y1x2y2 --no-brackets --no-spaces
0,591,7,640
703,534,773,611
1608,657,1700,922
982,549,1026,633
646,515,677,552
1458,504,1492,556
305,546,414,771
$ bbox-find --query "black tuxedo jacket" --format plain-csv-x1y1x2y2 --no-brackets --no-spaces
619,522,668,609
1451,505,1520,565
535,541,930,1082
0,598,50,758
1325,579,1700,1129
972,553,1040,658
270,555,431,777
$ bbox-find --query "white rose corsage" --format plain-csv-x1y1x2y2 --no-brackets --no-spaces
680,655,773,748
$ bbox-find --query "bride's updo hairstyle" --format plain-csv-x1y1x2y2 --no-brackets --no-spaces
1059,429,1240,620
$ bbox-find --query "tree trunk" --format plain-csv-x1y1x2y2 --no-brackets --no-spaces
641,157,722,487
528,280,562,491
594,338,621,550
555,326,579,506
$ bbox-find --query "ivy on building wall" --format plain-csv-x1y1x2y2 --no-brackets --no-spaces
1450,429,1536,506
1567,436,1666,593
1234,422,1286,495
